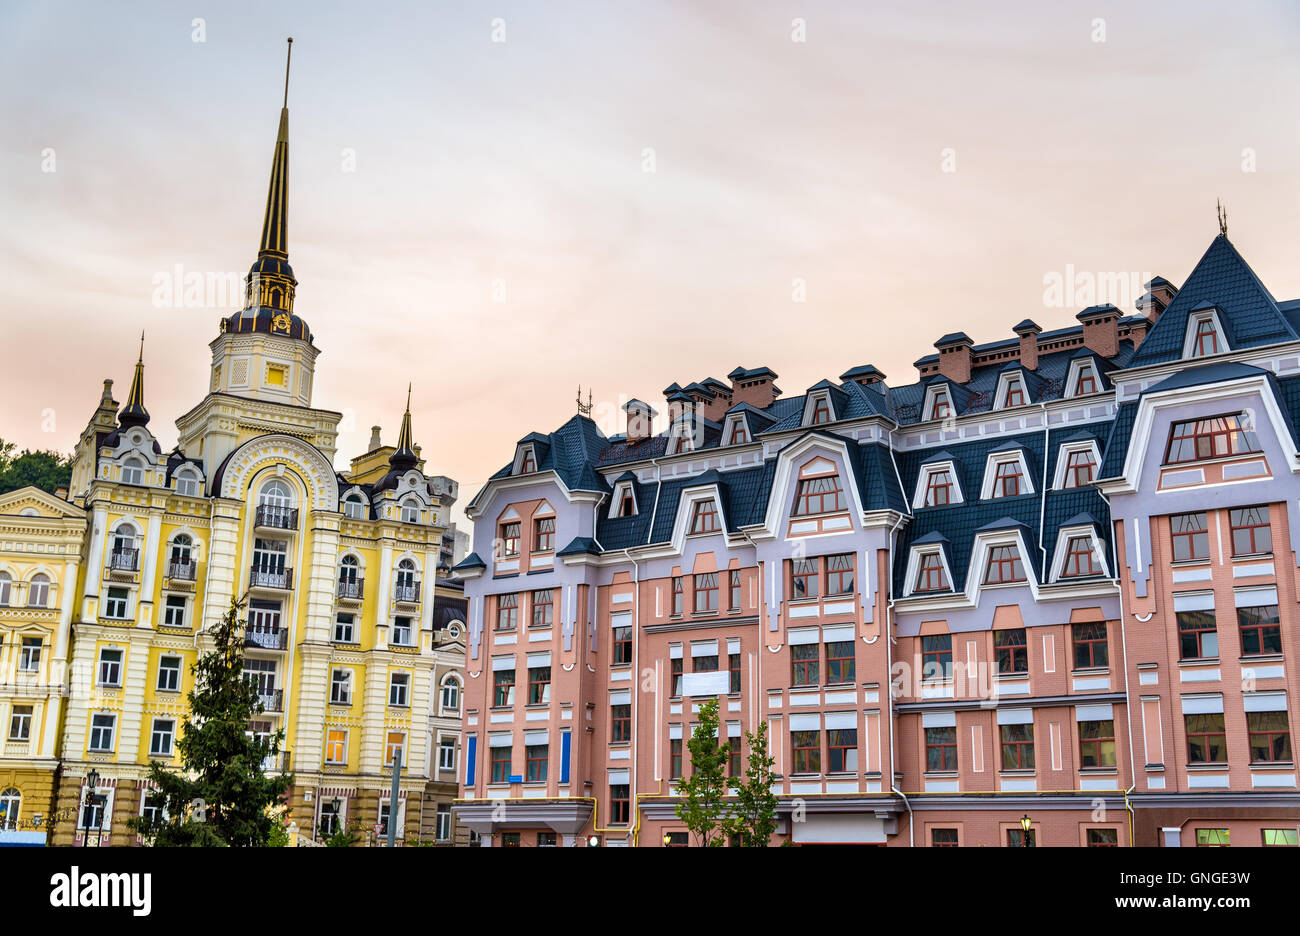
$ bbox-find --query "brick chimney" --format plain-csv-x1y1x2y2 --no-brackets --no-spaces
934,333,974,384
623,399,656,444
727,367,781,410
840,365,887,387
1136,276,1179,323
1013,320,1042,371
1077,305,1120,358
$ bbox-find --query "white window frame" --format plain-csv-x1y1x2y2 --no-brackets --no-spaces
121,457,145,486
333,612,356,644
1183,306,1229,359
903,545,955,597
149,717,175,757
923,385,954,422
389,671,411,708
804,390,834,426
174,470,199,497
609,480,638,519
513,443,538,475
438,735,458,772
400,498,421,524
88,712,117,753
157,655,182,693
968,530,1039,602
1052,439,1103,490
980,449,1035,500
1064,357,1103,398
723,413,751,447
324,727,349,765
993,371,1030,410
97,646,124,687
330,667,353,705
1049,524,1110,582
102,586,130,620
440,676,461,715
912,460,964,510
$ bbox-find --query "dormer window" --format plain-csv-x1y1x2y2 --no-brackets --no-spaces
915,552,949,593
1183,307,1228,359
793,474,845,517
993,461,1023,498
1062,535,1101,578
983,545,1025,585
611,481,638,518
1193,318,1220,356
981,449,1033,500
175,470,198,497
929,392,951,421
1065,450,1095,487
343,494,366,520
925,470,953,507
520,447,536,474
690,499,721,534
1005,379,1025,408
400,498,421,524
810,395,831,425
122,458,144,486
1164,414,1260,465
731,420,749,445
1076,369,1097,395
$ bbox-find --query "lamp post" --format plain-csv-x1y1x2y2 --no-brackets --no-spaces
1019,814,1032,848
663,832,672,847
83,768,100,848
330,797,341,839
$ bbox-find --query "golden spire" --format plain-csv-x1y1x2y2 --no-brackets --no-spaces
119,332,150,428
258,38,292,260
390,383,418,469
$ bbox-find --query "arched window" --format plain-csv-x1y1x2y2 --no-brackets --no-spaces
400,498,421,524
259,479,293,508
343,494,366,520
175,471,199,497
0,788,19,830
338,555,359,586
113,523,138,554
27,574,50,608
121,457,144,486
395,558,418,602
441,676,461,714
0,572,10,606
170,534,193,566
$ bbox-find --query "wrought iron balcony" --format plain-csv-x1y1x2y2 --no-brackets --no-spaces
256,689,284,713
393,582,421,604
108,548,139,572
167,560,197,582
249,566,293,590
246,626,289,651
336,578,364,601
254,504,299,531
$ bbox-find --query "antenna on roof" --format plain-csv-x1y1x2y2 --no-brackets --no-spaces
1217,198,1228,237
576,386,593,417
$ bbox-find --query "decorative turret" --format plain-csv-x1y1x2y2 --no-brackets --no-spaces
389,385,420,472
117,334,150,429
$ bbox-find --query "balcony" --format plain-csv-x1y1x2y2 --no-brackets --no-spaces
394,583,421,605
249,566,293,590
256,689,284,713
167,560,197,583
254,504,299,531
108,548,138,572
246,626,289,651
336,578,364,603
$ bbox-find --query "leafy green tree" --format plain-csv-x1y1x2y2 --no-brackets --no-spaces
674,696,731,846
129,595,292,846
0,446,72,496
723,720,779,846
323,820,362,847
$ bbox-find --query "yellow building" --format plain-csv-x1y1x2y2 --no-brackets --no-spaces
0,486,86,844
45,83,465,846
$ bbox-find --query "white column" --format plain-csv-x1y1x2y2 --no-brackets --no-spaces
82,507,108,618
375,541,393,650
138,509,163,627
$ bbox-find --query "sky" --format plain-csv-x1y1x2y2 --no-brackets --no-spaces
3,0,1300,530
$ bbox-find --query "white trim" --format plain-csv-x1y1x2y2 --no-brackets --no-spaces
609,480,638,519
803,390,835,427
993,370,1030,410
912,460,964,510
512,442,538,476
723,413,751,447
979,448,1035,499
1052,439,1102,490
902,543,954,598
1064,357,1103,399
1048,523,1110,583
1182,306,1229,360
967,528,1038,603
922,384,953,422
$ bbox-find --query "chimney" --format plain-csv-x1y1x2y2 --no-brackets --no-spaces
840,365,887,388
727,367,781,410
1013,320,1042,371
368,425,382,451
1077,305,1120,358
623,399,657,444
55,485,69,501
934,333,974,384
1137,276,1178,323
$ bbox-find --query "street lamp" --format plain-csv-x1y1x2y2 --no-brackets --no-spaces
586,835,600,847
1019,814,1032,848
83,769,101,848
663,832,672,847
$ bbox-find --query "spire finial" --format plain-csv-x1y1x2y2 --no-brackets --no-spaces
1217,198,1228,237
119,338,150,430
577,386,594,417
283,38,293,109
390,385,418,470
138,330,144,363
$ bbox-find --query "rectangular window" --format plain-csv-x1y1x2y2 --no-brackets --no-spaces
18,637,41,672
729,652,741,693
999,724,1035,770
438,736,457,771
531,590,554,628
611,704,632,742
693,573,718,613
536,830,556,847
333,613,355,644
729,570,742,610
915,552,948,592
325,728,346,764
384,731,405,768
1185,713,1228,764
791,644,819,686
672,577,683,615
670,738,683,780
496,593,518,631
791,730,821,774
1062,535,1100,577
825,641,855,685
98,648,123,687
922,634,953,680
925,726,957,772
525,744,548,782
1196,828,1229,847
931,828,959,847
690,500,721,534
825,553,854,595
993,460,1023,498
1007,828,1036,848
528,666,551,705
827,728,858,772
1087,828,1119,847
729,736,742,778
613,626,632,665
1177,610,1218,660
1193,318,1220,356
388,672,410,707
1005,380,1025,407
104,586,129,619
610,785,630,825
791,558,820,599
157,655,181,693
88,713,116,752
1072,621,1108,669
436,805,452,842
670,657,683,697
1076,369,1097,395
499,522,520,557
149,718,175,757
1248,711,1292,764
793,475,845,516
1064,450,1096,488
8,705,32,742
1263,829,1299,847
330,668,352,704
925,469,953,507
1239,605,1282,656
391,615,413,647
493,668,515,707
811,396,831,424
1165,414,1260,465
490,745,511,783
692,653,718,673
983,545,1025,585
994,629,1028,675
533,516,555,552
1078,720,1116,768
1170,512,1209,561
163,595,186,629
1229,505,1271,556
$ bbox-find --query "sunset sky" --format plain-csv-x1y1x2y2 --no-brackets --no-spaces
3,0,1300,528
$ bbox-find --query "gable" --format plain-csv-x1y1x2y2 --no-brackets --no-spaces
0,486,85,520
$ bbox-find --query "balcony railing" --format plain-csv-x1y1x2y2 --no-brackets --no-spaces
256,689,284,713
336,579,364,600
246,627,289,651
108,549,139,572
393,583,421,604
254,504,299,531
249,566,293,590
168,560,197,581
